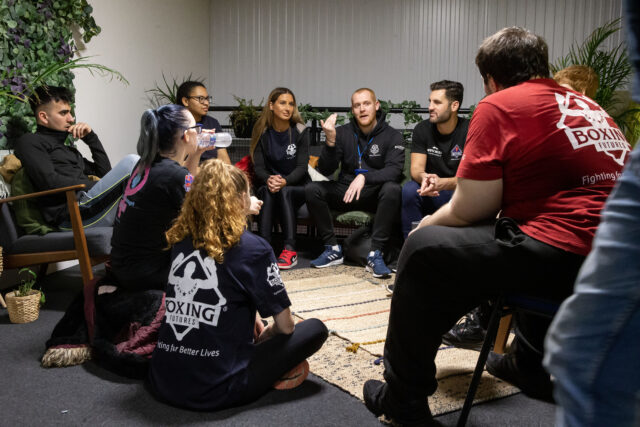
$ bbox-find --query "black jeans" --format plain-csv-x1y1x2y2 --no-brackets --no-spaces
305,180,401,251
234,318,328,405
256,185,306,249
382,219,585,400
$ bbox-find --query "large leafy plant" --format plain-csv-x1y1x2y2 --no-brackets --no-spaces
0,0,127,149
552,18,640,144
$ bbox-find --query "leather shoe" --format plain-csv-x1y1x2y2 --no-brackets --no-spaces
363,380,435,426
486,351,554,402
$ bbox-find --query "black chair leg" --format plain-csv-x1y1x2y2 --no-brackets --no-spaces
457,296,504,427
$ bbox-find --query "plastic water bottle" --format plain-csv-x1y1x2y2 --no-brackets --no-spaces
197,132,232,148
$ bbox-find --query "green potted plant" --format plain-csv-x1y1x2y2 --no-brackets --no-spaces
551,18,640,145
229,96,262,138
146,73,201,107
5,267,44,323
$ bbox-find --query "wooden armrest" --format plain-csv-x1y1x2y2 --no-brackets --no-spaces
0,184,86,204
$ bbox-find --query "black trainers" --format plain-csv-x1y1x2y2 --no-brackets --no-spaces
363,380,435,426
441,309,487,351
486,351,554,402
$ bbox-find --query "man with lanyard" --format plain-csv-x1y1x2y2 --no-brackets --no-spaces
305,88,405,278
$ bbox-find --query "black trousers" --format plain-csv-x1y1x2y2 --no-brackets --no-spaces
305,180,401,251
235,318,328,405
256,185,306,249
382,219,585,400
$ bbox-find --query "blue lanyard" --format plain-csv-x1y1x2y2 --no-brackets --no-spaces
355,133,374,169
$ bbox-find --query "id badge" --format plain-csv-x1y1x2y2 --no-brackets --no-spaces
354,168,368,175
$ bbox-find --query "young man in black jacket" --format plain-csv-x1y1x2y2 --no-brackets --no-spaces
14,86,138,229
305,88,404,277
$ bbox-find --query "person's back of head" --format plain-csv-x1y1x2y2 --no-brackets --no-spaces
430,80,464,106
166,159,249,263
475,27,550,89
137,104,191,168
553,65,599,99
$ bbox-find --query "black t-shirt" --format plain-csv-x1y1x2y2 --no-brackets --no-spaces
199,115,223,161
148,231,291,410
110,157,192,290
411,117,469,178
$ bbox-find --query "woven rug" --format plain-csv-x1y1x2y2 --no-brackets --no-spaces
280,265,518,416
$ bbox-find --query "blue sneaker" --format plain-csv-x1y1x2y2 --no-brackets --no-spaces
366,250,391,278
310,245,344,268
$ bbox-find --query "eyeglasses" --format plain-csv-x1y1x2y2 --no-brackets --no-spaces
188,96,213,104
185,125,202,134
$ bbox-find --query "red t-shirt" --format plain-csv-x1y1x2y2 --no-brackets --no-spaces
457,79,630,256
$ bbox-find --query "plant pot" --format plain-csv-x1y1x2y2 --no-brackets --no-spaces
5,290,40,323
232,118,256,138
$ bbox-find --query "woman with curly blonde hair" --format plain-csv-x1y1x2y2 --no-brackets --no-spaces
149,159,327,411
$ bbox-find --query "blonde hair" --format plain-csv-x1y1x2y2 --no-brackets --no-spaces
554,65,599,99
165,160,248,263
250,87,304,158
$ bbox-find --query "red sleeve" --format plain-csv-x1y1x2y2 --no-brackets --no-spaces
456,101,507,181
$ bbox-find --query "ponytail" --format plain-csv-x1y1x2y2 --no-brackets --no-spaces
137,109,160,168
136,104,191,167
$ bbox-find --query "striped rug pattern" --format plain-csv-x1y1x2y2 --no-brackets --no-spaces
280,267,519,416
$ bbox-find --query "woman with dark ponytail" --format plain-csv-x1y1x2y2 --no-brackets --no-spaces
109,104,212,291
250,87,310,270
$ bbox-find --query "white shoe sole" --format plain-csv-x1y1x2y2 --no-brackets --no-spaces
365,265,391,278
278,258,298,270
311,258,343,268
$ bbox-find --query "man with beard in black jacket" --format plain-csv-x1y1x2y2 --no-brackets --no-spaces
14,85,138,229
305,88,404,278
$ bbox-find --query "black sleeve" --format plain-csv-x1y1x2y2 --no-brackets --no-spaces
15,135,93,191
81,131,111,177
283,127,310,185
411,121,429,155
363,131,405,184
317,126,344,177
252,135,271,185
232,238,291,318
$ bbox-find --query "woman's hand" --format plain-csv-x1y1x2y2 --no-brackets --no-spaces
248,196,263,215
267,175,286,193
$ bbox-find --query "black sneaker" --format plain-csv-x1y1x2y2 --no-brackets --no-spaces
486,351,554,402
363,380,435,426
441,309,487,351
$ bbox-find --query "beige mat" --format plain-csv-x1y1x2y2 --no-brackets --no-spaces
281,267,519,416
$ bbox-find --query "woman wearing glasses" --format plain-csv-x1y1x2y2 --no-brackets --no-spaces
176,81,231,164
109,104,212,291
250,87,310,270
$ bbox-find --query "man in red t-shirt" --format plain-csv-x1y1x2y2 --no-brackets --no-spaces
363,27,631,425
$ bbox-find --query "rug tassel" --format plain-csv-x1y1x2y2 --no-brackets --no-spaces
346,339,385,353
41,346,92,368
346,343,361,353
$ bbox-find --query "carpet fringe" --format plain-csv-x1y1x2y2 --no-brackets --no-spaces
41,346,92,368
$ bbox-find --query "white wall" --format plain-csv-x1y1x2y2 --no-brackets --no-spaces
209,0,624,115
73,0,211,163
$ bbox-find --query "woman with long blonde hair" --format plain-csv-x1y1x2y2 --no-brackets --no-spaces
250,87,310,270
148,159,327,411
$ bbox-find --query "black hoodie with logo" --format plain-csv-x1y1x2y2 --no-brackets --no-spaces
317,110,405,186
